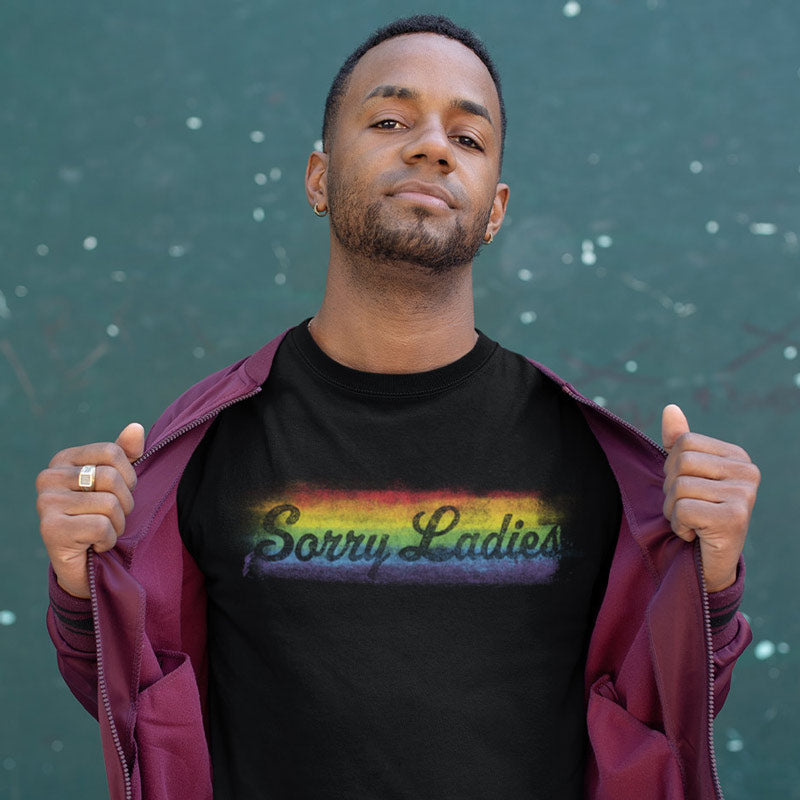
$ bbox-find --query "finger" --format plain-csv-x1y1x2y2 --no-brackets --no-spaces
37,486,130,536
115,423,145,463
662,498,698,541
662,404,689,452
40,509,119,554
59,491,129,537
663,432,752,471
664,491,753,541
663,475,726,520
49,442,138,490
37,465,136,511
663,451,760,493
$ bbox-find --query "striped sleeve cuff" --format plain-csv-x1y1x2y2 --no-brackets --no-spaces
48,568,95,653
708,557,745,651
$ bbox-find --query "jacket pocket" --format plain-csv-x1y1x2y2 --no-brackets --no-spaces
133,650,212,800
587,674,686,799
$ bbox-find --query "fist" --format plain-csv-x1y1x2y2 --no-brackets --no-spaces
36,423,145,599
661,404,760,593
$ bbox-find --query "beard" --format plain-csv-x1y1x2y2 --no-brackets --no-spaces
326,170,491,274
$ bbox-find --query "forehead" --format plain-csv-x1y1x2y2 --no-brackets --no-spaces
345,33,501,123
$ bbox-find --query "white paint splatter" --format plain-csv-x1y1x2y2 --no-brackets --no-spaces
750,222,778,236
0,610,16,626
726,739,744,753
754,640,776,660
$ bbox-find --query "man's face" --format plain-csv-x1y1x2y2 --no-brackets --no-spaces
320,33,508,273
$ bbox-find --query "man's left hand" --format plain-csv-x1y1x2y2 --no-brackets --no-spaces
661,404,760,593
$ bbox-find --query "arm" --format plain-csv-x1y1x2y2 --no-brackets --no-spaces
661,404,758,711
36,423,145,709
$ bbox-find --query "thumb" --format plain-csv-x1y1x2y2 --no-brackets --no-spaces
115,422,145,462
662,404,690,452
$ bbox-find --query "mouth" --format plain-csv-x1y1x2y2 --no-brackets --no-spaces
389,181,456,210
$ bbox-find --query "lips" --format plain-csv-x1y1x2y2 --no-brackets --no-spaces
389,181,456,209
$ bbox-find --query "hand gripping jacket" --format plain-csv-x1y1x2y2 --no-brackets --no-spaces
47,331,751,800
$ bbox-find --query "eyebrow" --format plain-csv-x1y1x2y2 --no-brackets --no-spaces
364,85,494,127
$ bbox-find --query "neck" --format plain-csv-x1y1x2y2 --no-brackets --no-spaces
309,244,478,374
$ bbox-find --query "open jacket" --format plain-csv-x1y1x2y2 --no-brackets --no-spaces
47,331,751,800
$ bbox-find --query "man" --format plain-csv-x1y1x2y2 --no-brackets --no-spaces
37,15,759,800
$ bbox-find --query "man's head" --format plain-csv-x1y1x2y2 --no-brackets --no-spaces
322,15,506,165
306,16,509,274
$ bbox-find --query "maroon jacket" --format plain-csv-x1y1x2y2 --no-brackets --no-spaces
47,331,751,800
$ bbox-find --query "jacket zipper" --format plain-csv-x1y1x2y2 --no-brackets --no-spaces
89,552,133,800
695,541,725,800
560,384,724,799
92,385,262,800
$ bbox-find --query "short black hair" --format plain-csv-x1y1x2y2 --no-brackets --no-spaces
322,14,506,164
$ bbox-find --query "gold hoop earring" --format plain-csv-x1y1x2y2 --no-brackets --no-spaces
313,203,328,217
483,232,494,244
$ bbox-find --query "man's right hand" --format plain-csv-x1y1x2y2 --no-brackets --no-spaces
36,423,145,599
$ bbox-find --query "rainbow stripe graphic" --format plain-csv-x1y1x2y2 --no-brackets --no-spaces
242,488,565,585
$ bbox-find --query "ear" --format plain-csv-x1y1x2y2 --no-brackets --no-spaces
305,150,329,213
485,182,510,240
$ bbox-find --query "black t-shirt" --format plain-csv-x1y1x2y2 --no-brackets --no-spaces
178,322,621,799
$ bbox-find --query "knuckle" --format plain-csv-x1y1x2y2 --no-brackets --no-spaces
35,469,50,493
97,442,120,464
674,451,695,475
96,492,119,516
48,448,71,468
731,444,750,462
673,475,691,496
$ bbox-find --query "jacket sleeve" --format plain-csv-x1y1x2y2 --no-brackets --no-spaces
706,558,752,715
46,567,99,718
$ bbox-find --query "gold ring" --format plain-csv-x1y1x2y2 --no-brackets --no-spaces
78,465,97,492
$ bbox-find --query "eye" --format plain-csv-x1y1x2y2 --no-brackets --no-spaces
372,119,405,130
453,134,483,151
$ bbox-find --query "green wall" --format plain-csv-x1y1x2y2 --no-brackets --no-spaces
2,1,798,796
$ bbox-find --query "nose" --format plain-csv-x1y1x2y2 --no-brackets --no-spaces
401,117,455,173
